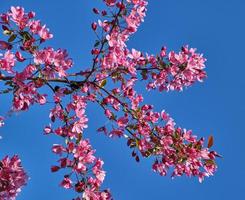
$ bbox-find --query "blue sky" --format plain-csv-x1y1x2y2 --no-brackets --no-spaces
1,0,245,199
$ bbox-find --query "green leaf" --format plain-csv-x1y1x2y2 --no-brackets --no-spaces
94,40,100,47
100,79,107,87
8,34,17,43
140,69,148,79
20,31,32,41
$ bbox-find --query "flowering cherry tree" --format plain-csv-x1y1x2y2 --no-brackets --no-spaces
0,0,220,199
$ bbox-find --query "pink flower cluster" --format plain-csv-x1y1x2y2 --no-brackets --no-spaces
0,1,219,199
0,155,28,200
34,48,73,78
95,0,206,94
146,46,207,91
0,7,72,111
12,81,47,111
46,94,111,199
151,118,218,183
9,6,53,40
91,0,218,183
99,92,218,182
0,51,15,74
99,0,147,75
52,140,111,200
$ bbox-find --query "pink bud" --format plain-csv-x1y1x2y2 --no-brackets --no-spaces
15,51,25,62
92,8,99,14
101,10,107,16
161,110,169,121
38,94,47,105
91,22,97,31
160,46,167,57
105,109,113,119
28,11,35,18
60,177,72,189
44,125,52,134
0,13,9,24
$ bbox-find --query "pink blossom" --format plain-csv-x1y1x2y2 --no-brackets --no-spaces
34,48,72,78
60,177,72,189
93,159,106,183
161,110,169,121
52,144,66,155
72,119,88,133
117,116,129,127
38,25,53,40
43,125,52,134
9,6,29,29
28,11,35,19
109,129,124,137
37,94,47,105
160,46,167,57
128,48,141,60
28,20,42,34
0,13,9,24
105,109,113,119
0,155,28,199
73,140,96,163
12,81,47,111
0,51,15,74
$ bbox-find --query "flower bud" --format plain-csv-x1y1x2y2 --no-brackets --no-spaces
92,8,99,14
91,22,97,31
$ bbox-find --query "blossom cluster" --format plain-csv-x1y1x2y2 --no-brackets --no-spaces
90,0,218,185
145,46,207,91
46,94,111,199
0,6,70,112
93,0,206,92
0,155,28,200
0,0,219,199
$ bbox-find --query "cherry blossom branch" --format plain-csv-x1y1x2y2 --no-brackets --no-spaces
0,1,220,199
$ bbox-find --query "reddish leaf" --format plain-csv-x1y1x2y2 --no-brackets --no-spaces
0,41,10,50
208,135,214,148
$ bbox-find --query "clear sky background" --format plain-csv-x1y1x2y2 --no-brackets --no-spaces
1,0,245,199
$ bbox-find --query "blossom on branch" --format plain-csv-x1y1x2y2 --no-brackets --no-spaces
0,0,220,199
0,155,28,200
